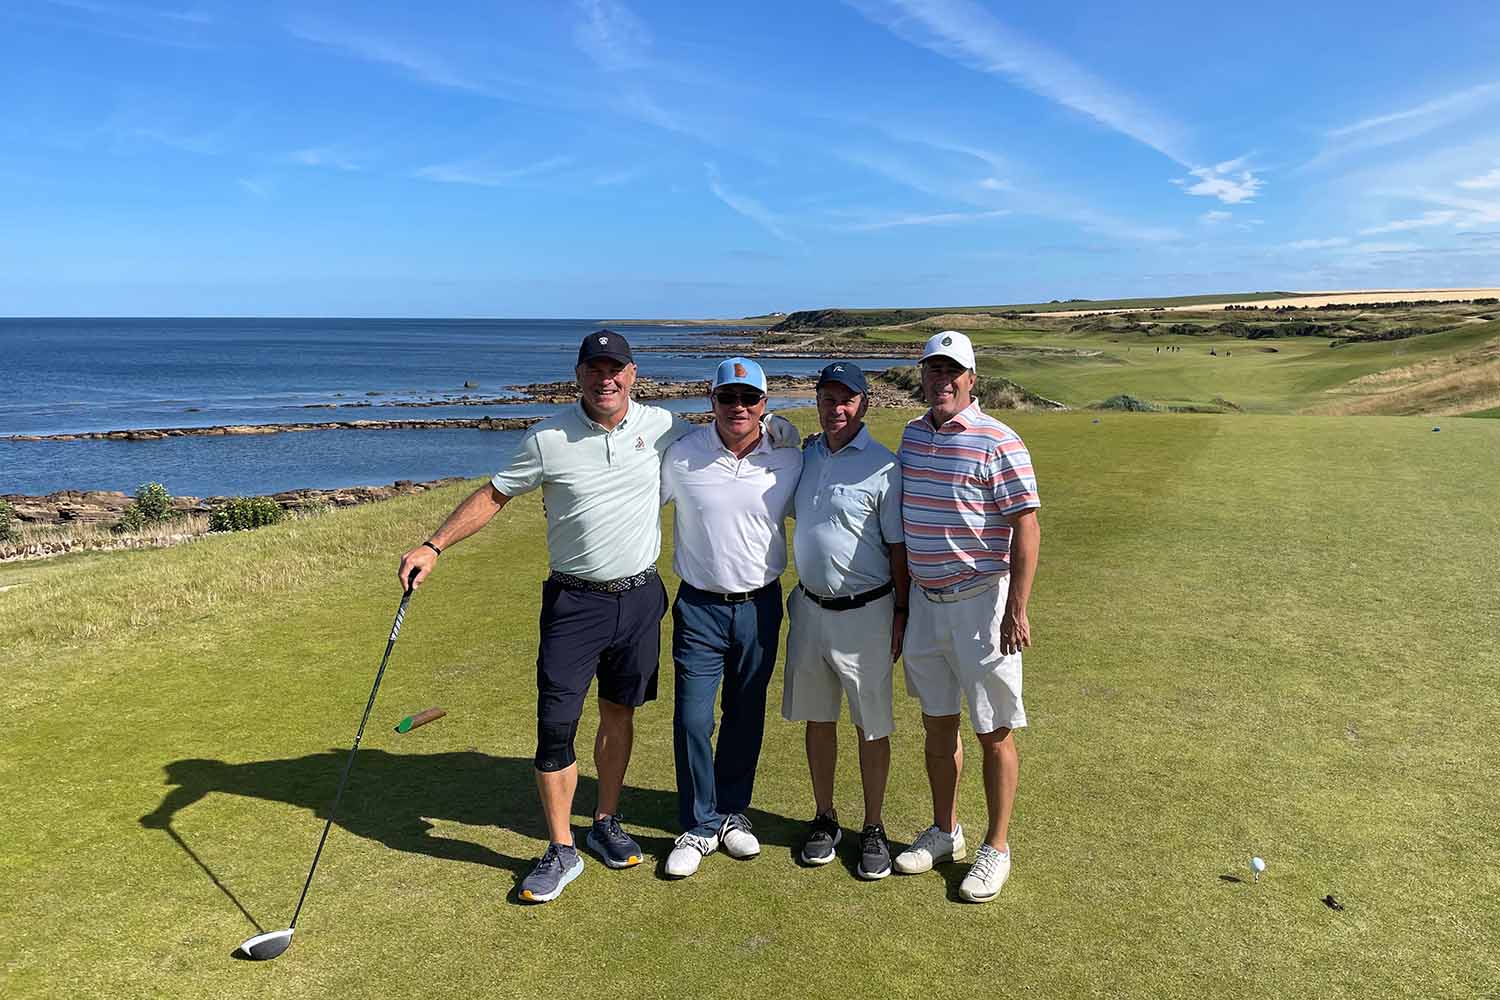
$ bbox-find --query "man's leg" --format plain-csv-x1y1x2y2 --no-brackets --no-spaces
976,727,1018,851
855,727,890,827
672,589,730,836
715,584,783,817
535,760,579,844
806,721,838,816
922,712,962,832
594,698,634,820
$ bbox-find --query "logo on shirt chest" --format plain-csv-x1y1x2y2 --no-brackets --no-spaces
634,435,646,451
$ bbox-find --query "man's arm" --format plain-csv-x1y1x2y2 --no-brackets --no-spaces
888,542,909,661
396,484,511,589
999,509,1039,655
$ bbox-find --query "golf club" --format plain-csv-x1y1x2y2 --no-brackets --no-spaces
236,569,420,961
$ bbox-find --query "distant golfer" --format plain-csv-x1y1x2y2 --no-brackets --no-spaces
783,362,907,879
398,331,797,903
894,330,1040,903
658,357,802,877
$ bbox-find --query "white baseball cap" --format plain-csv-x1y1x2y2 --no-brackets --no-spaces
919,330,977,371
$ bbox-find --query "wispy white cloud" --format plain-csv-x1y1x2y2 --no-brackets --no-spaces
707,164,795,242
1173,161,1263,204
573,0,652,71
1199,210,1231,224
844,0,1191,164
44,0,212,23
1284,237,1350,250
413,156,573,187
287,146,362,171
1458,166,1500,191
838,208,1011,231
288,20,490,94
237,177,270,199
1308,81,1500,170
1351,241,1423,254
1360,210,1457,235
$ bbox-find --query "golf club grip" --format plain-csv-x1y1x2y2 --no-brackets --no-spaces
404,708,446,731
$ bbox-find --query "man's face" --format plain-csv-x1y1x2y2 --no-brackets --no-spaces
816,382,866,439
711,382,767,438
576,357,636,420
920,356,974,409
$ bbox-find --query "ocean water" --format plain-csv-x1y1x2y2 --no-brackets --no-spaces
2,318,900,496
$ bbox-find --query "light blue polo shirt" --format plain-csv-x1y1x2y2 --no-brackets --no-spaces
792,425,904,598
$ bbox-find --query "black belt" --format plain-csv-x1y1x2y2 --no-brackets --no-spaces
681,580,778,604
797,581,894,611
548,567,657,593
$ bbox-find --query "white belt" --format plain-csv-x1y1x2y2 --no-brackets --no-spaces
918,573,1005,604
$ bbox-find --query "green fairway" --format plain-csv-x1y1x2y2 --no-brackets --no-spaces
4,410,1498,999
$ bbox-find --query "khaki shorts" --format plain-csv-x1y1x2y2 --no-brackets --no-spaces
781,587,895,740
902,574,1026,734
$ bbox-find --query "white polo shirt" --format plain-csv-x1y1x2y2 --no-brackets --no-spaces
660,422,803,594
491,400,686,581
792,426,903,598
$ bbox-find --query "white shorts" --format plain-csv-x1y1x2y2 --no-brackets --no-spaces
781,587,895,740
902,574,1026,734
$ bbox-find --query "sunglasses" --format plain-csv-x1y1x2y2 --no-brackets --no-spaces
713,389,764,407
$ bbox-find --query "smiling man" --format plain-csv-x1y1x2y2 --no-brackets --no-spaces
894,330,1041,904
784,362,908,880
397,332,797,904
659,356,803,878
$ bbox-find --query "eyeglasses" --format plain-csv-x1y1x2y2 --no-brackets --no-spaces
713,389,764,407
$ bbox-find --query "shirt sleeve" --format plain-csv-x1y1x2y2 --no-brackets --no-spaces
659,443,678,508
878,460,905,544
490,428,545,497
989,434,1040,516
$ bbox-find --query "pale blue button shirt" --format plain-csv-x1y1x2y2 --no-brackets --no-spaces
792,426,904,598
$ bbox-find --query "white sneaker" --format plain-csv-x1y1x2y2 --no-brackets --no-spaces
893,823,966,874
665,832,718,878
719,813,760,859
959,843,1011,902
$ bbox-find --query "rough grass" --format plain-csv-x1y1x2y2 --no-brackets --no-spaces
4,410,1499,999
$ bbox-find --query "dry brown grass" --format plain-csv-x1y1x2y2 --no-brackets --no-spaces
0,514,212,561
1307,339,1500,415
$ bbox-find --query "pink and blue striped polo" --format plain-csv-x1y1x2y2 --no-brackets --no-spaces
898,401,1040,591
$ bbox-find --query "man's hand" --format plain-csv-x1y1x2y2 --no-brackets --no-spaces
999,607,1031,656
397,545,439,590
891,609,907,661
763,413,801,449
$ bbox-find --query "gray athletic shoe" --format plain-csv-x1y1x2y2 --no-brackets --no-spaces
586,815,643,869
799,811,841,866
857,823,892,880
519,842,584,903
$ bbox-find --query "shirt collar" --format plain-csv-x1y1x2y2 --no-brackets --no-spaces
576,397,634,433
929,399,981,432
712,420,770,457
820,424,871,456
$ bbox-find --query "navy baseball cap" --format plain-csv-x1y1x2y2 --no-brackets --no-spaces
577,329,634,366
817,361,868,396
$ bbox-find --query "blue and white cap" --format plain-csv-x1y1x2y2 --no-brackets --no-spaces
817,361,868,395
919,330,977,372
712,356,768,392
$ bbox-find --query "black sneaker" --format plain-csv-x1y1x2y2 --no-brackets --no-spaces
799,810,841,866
857,823,892,880
586,815,643,869
519,842,583,903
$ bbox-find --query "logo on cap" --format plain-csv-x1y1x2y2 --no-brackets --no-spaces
942,335,953,346
598,336,608,345
833,365,844,372
734,363,747,378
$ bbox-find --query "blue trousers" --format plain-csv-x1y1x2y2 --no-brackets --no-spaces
671,581,783,836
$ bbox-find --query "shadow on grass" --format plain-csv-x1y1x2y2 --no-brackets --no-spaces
141,750,805,911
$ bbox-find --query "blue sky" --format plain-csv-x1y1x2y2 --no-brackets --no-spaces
2,0,1499,317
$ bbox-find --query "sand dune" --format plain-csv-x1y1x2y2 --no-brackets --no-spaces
1033,288,1500,317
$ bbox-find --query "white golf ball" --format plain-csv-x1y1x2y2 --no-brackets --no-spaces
1250,857,1266,874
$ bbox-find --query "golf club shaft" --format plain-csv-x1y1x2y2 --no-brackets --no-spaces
288,574,417,930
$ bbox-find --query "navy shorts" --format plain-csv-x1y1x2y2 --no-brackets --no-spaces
535,575,668,724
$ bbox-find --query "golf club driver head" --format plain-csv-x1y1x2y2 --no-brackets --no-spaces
237,928,293,960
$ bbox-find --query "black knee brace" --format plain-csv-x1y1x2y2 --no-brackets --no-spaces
535,718,579,772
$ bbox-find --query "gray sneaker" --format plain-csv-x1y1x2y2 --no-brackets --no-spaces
586,815,643,869
893,823,966,874
799,811,841,866
519,843,584,903
857,823,892,880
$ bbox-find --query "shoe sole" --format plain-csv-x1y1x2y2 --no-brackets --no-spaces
959,887,999,902
857,863,892,880
519,858,583,903
799,829,841,865
585,830,643,869
893,847,966,875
